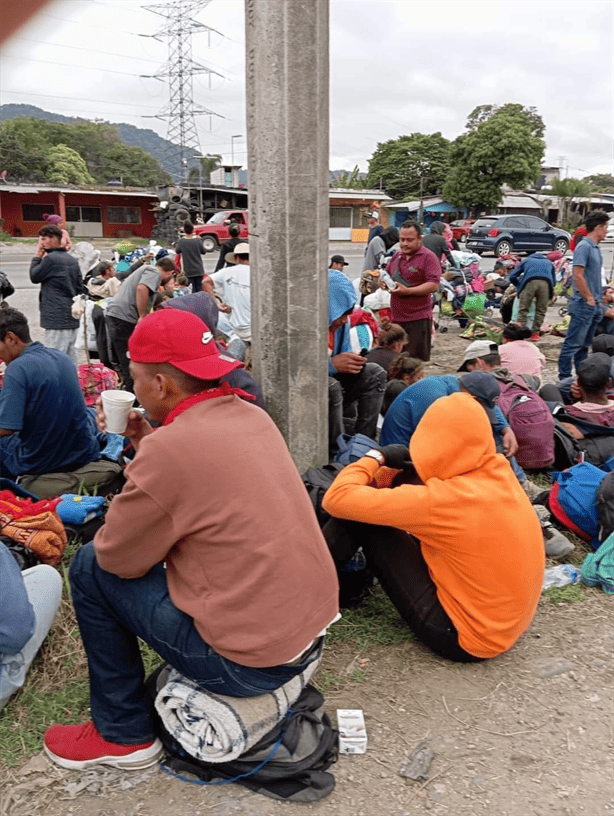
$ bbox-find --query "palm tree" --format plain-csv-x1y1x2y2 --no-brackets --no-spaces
549,178,591,228
188,154,222,185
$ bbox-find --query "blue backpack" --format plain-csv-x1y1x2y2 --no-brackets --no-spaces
549,462,606,549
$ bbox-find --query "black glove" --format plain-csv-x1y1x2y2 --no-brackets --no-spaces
380,444,413,470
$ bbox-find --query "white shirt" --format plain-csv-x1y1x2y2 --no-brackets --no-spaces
209,264,252,341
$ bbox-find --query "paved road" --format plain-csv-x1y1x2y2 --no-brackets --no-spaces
2,239,613,344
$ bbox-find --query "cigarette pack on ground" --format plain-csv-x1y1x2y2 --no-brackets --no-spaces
337,709,367,754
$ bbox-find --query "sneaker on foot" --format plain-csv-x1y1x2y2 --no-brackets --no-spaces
533,506,575,558
530,333,540,342
523,479,543,498
44,721,163,770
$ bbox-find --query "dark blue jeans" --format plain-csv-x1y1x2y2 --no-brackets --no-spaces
558,298,602,378
70,542,320,744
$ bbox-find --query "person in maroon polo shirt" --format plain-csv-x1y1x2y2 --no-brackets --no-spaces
384,219,441,361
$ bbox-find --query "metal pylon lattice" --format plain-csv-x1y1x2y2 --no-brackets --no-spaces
142,0,224,181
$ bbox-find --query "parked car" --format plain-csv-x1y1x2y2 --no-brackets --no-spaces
449,219,475,242
194,210,249,252
605,218,614,243
466,215,571,257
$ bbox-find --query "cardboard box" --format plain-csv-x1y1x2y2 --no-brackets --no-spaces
337,709,367,754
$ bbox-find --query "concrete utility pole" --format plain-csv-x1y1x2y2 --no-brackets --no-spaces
245,0,329,472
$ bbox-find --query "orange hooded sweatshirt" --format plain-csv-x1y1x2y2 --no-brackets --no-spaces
323,391,544,658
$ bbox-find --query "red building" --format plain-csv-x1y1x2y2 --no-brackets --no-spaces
0,184,158,239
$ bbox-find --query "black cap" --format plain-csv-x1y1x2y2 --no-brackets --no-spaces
592,334,614,357
459,371,501,423
330,255,348,266
577,353,612,391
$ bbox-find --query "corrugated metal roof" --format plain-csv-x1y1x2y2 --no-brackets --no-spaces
386,196,442,210
329,189,392,201
1,185,156,197
500,195,541,209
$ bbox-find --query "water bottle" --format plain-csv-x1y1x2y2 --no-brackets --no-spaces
379,271,398,291
542,564,581,590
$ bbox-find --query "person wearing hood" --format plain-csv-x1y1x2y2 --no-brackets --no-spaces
421,221,458,269
322,391,544,661
508,252,557,341
362,226,399,272
328,267,386,455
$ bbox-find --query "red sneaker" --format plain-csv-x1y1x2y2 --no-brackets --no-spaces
530,333,540,342
44,721,163,770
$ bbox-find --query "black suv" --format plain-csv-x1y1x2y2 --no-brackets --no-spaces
466,215,570,257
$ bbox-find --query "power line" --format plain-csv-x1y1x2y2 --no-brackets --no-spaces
1,89,162,110
2,52,151,78
14,36,160,63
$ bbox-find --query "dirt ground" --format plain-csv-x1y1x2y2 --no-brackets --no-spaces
2,320,613,816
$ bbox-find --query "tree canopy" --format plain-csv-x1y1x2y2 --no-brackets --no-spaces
0,117,170,186
366,133,451,199
548,177,592,227
443,106,546,213
584,173,614,194
47,144,94,185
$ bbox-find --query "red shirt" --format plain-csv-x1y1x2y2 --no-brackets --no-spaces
386,245,441,322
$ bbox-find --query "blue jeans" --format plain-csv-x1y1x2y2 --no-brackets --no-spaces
0,565,63,710
70,543,320,744
558,298,602,379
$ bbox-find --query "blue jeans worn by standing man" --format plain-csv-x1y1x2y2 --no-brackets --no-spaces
69,542,322,745
558,297,602,379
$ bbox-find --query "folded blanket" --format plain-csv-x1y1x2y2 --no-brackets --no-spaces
0,491,66,565
155,653,321,763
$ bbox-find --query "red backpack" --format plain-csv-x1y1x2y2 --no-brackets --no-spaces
497,376,555,469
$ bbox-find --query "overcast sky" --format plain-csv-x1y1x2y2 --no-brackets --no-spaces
2,0,613,178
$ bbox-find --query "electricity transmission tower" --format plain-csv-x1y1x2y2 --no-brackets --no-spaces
142,0,225,181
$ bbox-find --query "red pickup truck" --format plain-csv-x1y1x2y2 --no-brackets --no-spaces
194,210,249,252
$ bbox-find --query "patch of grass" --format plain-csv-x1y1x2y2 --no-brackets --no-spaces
0,546,164,770
326,585,415,650
542,584,585,603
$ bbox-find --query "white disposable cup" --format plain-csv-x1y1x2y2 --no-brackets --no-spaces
101,390,136,434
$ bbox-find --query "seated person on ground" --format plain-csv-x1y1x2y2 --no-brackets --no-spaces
564,353,614,427
162,290,266,409
498,323,546,382
328,267,386,454
381,354,424,417
365,320,407,374
540,335,614,406
322,391,544,662
0,543,62,710
0,308,100,481
380,369,524,485
43,308,339,772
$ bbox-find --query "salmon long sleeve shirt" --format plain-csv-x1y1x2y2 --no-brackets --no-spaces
94,395,339,668
323,392,544,658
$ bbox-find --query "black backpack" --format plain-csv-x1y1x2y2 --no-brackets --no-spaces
145,665,338,803
553,415,614,470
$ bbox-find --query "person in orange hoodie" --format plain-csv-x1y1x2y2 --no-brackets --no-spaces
322,390,544,662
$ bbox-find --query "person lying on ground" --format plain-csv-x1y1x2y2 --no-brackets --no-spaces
498,323,546,382
322,390,544,662
0,543,62,710
327,267,386,455
381,354,424,417
0,308,100,481
43,308,339,772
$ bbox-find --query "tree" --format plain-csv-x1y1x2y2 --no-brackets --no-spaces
549,177,591,228
188,154,222,185
466,103,545,139
585,173,614,194
47,144,94,184
443,107,546,213
366,133,451,199
330,165,365,189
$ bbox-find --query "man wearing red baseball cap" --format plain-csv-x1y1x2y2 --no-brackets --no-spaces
44,309,339,771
